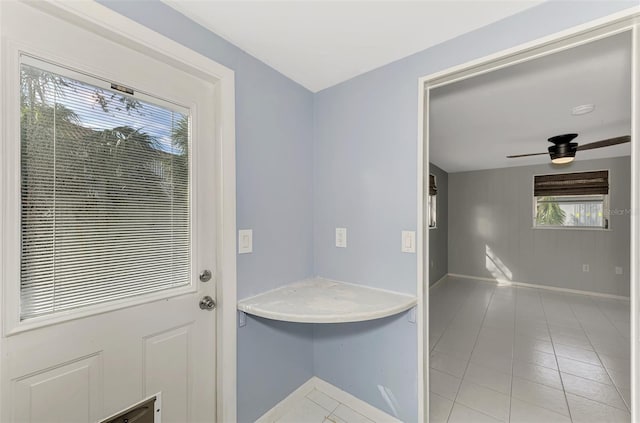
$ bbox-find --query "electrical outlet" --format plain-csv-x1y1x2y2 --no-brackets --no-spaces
335,227,347,248
582,264,589,272
615,266,623,275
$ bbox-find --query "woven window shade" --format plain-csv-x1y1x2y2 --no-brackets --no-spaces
534,170,608,197
429,174,437,196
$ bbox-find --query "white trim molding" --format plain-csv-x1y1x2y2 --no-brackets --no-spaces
428,274,449,290
418,6,640,423
447,273,631,301
631,19,640,422
0,1,237,421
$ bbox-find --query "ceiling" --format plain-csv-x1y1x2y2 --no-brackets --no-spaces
163,0,545,92
429,31,632,173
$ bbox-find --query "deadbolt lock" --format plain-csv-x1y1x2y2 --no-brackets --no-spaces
199,269,212,282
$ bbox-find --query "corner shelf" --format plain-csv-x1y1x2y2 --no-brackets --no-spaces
237,277,417,323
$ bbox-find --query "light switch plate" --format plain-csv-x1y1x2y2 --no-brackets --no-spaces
238,229,252,254
336,227,347,248
408,306,417,323
401,230,416,253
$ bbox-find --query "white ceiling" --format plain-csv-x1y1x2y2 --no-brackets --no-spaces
429,31,632,173
163,0,545,92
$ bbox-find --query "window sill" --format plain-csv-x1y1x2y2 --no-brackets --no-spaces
531,226,611,232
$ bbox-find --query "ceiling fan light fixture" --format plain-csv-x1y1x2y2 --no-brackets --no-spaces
551,156,575,164
548,141,577,165
507,134,630,162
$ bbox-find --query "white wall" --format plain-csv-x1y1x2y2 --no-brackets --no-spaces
448,157,631,297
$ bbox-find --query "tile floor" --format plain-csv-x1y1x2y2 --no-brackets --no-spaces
430,276,630,423
274,388,378,423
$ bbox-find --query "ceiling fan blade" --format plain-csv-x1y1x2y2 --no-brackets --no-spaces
576,135,631,151
506,152,548,158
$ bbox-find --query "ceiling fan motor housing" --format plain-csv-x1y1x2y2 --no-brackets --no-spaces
548,133,578,160
548,142,578,160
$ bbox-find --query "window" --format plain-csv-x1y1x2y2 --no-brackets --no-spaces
533,170,609,229
20,56,191,320
428,174,437,228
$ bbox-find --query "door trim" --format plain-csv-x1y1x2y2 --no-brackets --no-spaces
0,1,237,421
417,6,640,422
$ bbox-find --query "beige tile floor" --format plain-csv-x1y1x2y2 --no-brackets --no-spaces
274,389,377,423
430,276,630,423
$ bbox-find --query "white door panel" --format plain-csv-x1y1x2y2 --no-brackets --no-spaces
1,2,217,422
13,353,103,423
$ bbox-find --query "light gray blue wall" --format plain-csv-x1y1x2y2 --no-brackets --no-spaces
448,157,631,297
313,314,418,422
313,0,637,289
97,2,315,422
312,1,636,420
238,318,314,421
429,163,448,286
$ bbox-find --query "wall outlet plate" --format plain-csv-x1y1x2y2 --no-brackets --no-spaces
336,227,347,248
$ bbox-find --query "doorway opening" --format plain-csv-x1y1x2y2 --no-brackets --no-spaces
419,12,639,423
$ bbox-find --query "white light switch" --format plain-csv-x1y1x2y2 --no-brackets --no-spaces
238,229,252,254
615,266,623,275
336,227,347,248
408,306,417,323
402,231,416,253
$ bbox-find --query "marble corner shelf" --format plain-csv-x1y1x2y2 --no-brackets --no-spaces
237,277,417,324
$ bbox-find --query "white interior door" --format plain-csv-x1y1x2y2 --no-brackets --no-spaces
1,2,218,422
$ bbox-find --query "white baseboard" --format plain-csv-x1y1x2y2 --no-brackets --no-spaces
447,273,630,301
255,376,401,423
428,274,448,290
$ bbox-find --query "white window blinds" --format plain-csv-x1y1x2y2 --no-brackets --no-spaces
20,58,191,320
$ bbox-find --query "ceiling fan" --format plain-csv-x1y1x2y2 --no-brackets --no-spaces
506,134,631,164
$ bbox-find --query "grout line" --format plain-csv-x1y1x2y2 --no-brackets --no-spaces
540,290,574,423
430,278,474,354
445,282,498,422
564,293,631,414
591,294,629,341
305,390,340,415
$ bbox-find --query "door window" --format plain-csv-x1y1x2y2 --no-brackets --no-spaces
20,56,191,320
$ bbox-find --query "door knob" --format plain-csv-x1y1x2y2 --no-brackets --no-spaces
199,269,212,282
199,296,216,310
